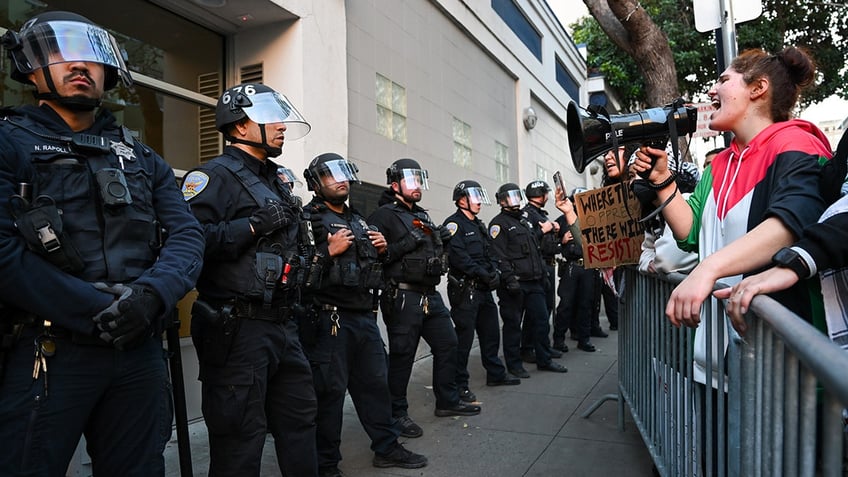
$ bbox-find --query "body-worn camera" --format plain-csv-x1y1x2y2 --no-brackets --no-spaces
95,168,132,207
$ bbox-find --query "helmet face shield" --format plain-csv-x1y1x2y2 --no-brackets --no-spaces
397,168,429,191
312,159,360,188
15,21,129,83
276,167,302,189
465,186,491,205
500,189,525,208
241,90,311,140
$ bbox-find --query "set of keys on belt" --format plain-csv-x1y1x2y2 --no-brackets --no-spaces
32,320,56,396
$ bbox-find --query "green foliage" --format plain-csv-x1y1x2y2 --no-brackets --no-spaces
572,0,848,109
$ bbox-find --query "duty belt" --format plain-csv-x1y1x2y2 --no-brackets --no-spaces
233,300,291,324
396,282,436,294
544,258,557,266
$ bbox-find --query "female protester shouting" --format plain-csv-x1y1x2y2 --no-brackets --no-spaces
630,46,831,386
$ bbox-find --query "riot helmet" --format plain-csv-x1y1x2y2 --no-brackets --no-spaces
303,152,359,204
525,180,551,198
215,83,310,156
452,180,491,205
496,183,526,209
276,166,302,191
569,186,588,202
1,11,132,110
385,158,429,190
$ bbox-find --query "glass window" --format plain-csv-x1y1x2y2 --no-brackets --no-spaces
556,56,579,102
492,0,542,61
453,117,472,169
0,0,224,172
495,141,509,182
376,73,407,143
535,164,549,182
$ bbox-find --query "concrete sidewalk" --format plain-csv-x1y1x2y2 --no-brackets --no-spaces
164,328,655,477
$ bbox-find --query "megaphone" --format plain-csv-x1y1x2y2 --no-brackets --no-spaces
567,100,698,173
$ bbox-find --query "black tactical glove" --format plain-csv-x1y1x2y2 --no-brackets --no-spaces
249,203,291,236
436,224,453,243
92,283,164,350
504,275,521,295
484,270,501,290
396,226,428,255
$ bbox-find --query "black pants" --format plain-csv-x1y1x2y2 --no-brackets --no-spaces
554,262,596,343
0,328,171,476
381,289,460,416
521,264,555,353
497,279,551,369
448,283,509,388
194,318,318,477
304,309,399,469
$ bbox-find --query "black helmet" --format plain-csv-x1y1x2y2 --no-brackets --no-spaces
452,180,491,205
2,11,132,91
275,166,302,189
215,83,310,140
569,186,588,202
496,183,525,208
525,180,551,198
304,152,360,191
386,158,429,190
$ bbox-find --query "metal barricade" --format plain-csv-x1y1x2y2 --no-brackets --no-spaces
590,268,848,477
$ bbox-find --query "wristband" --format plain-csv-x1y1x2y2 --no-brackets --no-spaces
647,172,677,190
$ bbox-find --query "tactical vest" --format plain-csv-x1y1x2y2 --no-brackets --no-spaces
524,204,560,259
307,202,383,309
2,112,159,282
197,154,304,303
498,212,544,281
383,204,446,287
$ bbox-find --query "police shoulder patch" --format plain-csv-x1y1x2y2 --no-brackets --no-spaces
445,222,458,236
182,171,210,201
489,224,501,239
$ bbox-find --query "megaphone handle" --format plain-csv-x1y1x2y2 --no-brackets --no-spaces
636,146,658,180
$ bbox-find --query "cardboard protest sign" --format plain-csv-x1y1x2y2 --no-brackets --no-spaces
573,183,644,268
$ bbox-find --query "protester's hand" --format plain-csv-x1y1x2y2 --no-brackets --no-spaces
92,283,163,350
249,203,291,235
713,267,800,335
561,231,573,244
664,267,716,328
632,145,670,184
327,228,354,257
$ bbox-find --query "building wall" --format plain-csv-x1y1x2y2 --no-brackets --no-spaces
345,0,589,223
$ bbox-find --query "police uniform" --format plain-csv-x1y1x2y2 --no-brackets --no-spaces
489,208,563,373
521,202,561,357
183,145,317,476
0,104,204,475
368,189,469,418
443,209,512,393
301,196,424,472
554,214,597,351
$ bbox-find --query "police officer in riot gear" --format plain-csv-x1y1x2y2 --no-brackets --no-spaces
554,187,598,352
368,158,481,439
521,181,565,360
182,83,317,476
301,153,427,476
489,183,568,377
277,165,304,207
0,12,204,476
443,180,520,402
